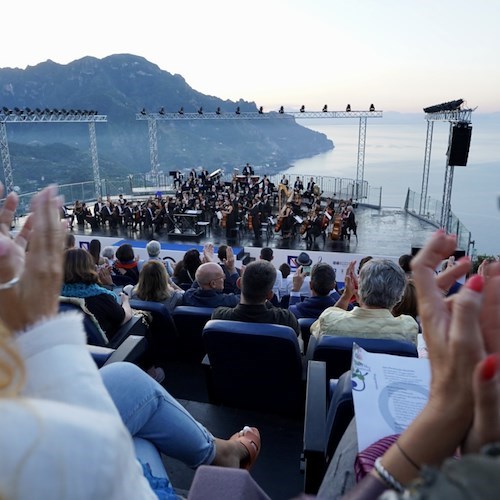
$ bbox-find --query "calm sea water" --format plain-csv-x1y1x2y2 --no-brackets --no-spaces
285,113,500,256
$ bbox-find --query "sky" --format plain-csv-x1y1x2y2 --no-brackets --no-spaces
2,0,499,114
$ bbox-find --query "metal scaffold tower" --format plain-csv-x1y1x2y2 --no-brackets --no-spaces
136,106,383,200
419,100,474,230
0,108,107,198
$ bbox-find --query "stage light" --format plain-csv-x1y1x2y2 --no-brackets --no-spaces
198,107,203,115
140,108,147,115
178,107,184,115
346,104,351,112
258,106,264,114
300,105,305,113
322,105,328,112
279,106,284,114
236,106,241,115
369,104,375,112
216,107,221,115
159,107,165,115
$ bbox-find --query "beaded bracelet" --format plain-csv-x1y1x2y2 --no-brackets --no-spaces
374,457,404,493
0,275,20,291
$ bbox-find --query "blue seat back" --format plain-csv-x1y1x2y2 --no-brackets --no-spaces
202,319,304,416
172,306,215,362
313,336,418,380
129,299,179,359
298,317,317,353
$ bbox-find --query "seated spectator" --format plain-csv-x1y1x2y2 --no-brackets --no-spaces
138,239,175,277
293,252,314,297
112,243,140,287
61,248,133,340
392,278,419,325
217,244,241,294
289,262,347,319
0,184,261,499
102,245,116,265
398,253,414,277
65,232,76,250
89,238,106,267
311,258,419,344
182,262,240,308
212,260,300,337
125,260,183,312
173,248,202,289
259,247,283,303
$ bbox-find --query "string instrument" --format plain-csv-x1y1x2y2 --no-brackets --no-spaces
330,214,343,240
247,214,253,231
321,208,333,230
274,215,283,232
300,219,310,235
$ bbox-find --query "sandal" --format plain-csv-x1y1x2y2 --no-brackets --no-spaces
230,426,261,470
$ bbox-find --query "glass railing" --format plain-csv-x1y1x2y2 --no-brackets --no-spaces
405,188,472,251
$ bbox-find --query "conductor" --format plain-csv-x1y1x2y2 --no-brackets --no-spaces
242,163,254,176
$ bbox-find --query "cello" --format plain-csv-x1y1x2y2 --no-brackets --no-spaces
330,215,343,240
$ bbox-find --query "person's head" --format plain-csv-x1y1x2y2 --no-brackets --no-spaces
217,245,228,262
240,260,277,304
115,243,135,264
65,233,76,250
358,258,406,309
296,252,312,268
102,246,115,261
63,248,99,285
182,248,202,273
88,239,102,266
195,262,226,291
398,254,414,275
279,262,291,279
260,247,274,262
357,255,373,274
135,260,170,302
310,263,336,297
146,240,161,258
392,279,418,319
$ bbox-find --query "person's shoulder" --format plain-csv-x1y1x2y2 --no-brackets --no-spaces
211,306,234,319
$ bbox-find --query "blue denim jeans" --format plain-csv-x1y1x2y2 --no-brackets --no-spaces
100,362,216,468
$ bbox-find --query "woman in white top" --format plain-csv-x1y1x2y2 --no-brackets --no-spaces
0,184,260,499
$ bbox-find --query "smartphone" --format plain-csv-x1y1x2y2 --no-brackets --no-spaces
302,265,311,276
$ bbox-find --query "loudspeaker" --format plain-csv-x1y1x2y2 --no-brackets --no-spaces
447,122,472,166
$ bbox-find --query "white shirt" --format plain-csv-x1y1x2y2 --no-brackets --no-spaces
0,313,155,499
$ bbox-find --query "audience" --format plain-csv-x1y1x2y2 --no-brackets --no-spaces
0,184,261,499
112,243,140,287
61,248,133,340
182,262,240,308
173,248,202,288
212,260,300,337
217,244,241,294
138,239,175,277
88,238,106,267
311,258,419,344
125,260,184,312
102,245,116,265
259,247,283,301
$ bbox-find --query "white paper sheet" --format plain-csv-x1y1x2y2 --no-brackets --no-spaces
351,343,431,452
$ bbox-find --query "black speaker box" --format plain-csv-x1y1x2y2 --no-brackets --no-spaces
447,123,472,166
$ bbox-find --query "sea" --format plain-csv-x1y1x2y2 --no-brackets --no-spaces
285,112,500,257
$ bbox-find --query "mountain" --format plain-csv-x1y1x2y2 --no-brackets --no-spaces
0,54,333,192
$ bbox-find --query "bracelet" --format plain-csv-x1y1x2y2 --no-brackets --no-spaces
396,441,421,470
0,275,20,291
374,457,404,493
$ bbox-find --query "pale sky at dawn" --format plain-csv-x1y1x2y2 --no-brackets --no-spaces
2,0,499,113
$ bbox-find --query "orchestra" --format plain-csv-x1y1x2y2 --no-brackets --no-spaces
67,169,356,244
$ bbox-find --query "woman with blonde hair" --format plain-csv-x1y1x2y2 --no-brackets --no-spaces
126,260,183,312
0,183,261,499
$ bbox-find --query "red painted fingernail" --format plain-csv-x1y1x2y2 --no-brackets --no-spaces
465,275,484,293
481,354,498,381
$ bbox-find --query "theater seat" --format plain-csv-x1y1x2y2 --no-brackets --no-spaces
202,319,305,417
88,334,149,368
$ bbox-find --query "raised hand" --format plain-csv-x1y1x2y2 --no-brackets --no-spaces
0,184,66,332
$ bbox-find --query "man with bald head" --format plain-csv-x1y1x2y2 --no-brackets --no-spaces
182,261,240,308
211,260,300,336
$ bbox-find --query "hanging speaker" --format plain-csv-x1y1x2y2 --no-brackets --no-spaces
447,122,472,166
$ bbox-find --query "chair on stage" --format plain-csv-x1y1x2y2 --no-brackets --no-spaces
202,319,305,416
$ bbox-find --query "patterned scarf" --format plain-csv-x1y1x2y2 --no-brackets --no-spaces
61,282,118,302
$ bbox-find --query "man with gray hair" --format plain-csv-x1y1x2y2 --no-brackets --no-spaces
311,258,418,344
137,239,174,276
212,260,300,336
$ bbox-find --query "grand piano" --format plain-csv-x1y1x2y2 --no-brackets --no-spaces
168,210,205,237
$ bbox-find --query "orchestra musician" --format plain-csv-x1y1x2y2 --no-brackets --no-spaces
249,196,262,240
293,176,304,193
304,207,323,246
303,176,316,200
341,205,357,240
242,162,254,176
276,201,294,239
